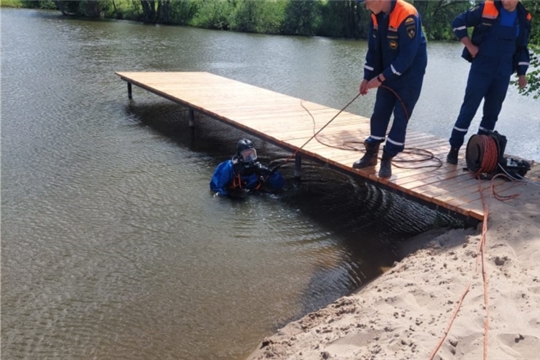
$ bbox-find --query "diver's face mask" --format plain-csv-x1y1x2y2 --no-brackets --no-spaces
240,148,257,163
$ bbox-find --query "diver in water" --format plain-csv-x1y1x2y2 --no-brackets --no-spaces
210,138,285,196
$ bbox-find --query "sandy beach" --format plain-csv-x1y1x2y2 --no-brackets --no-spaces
247,180,540,360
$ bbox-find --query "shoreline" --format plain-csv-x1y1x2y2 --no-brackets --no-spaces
247,183,540,360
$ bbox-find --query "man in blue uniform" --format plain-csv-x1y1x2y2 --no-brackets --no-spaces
210,139,285,196
353,0,427,178
447,0,532,164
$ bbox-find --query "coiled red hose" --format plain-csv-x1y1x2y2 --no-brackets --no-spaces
473,135,499,177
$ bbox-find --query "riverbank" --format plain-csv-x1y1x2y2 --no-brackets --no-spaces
247,180,540,360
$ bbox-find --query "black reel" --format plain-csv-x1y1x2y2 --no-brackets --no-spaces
465,131,530,180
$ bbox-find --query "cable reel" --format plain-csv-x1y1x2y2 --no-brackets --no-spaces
465,131,531,180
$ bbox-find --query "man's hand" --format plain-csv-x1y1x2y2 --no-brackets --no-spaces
518,75,528,89
359,79,369,95
360,75,383,95
461,37,479,58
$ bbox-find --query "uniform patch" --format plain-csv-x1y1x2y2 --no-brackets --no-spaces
406,25,416,39
389,40,398,49
405,17,415,25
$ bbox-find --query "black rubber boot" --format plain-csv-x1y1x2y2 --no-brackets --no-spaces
378,151,393,178
446,147,459,165
352,141,380,169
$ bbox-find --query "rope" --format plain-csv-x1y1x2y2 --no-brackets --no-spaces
270,93,362,172
429,167,529,360
490,173,521,201
478,179,490,360
299,85,442,170
428,283,471,360
429,178,491,360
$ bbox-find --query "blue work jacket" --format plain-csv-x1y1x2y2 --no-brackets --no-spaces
363,0,427,86
452,0,532,76
210,160,285,196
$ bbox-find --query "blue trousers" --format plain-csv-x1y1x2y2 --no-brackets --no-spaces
449,69,510,149
367,77,424,157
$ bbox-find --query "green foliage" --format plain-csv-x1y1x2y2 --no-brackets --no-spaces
524,43,540,99
514,0,540,98
318,1,368,38
413,0,472,40
122,0,143,21
1,0,55,9
1,0,25,8
39,0,56,9
317,1,346,38
229,0,286,34
190,0,233,30
169,0,201,25
281,0,322,36
55,1,82,16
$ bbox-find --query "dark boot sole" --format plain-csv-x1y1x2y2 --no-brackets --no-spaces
446,156,458,165
352,160,377,169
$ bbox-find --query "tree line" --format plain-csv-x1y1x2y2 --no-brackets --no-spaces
9,0,530,39
6,0,540,97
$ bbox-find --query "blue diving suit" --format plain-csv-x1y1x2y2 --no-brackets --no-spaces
210,158,284,196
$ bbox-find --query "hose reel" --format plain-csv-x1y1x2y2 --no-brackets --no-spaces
465,131,531,179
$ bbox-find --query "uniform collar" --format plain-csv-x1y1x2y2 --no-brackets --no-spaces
388,0,398,15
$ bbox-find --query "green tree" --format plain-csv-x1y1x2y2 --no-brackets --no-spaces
169,0,200,25
190,0,233,30
228,0,286,34
52,0,108,18
413,0,471,40
318,0,369,38
282,0,321,36
518,0,540,98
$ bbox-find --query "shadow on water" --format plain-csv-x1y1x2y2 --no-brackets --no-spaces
125,100,464,319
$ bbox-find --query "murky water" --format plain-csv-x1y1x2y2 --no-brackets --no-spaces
2,9,538,360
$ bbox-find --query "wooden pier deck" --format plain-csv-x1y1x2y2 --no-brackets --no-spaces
116,71,540,223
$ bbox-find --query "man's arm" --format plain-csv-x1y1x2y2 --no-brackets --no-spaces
209,161,234,195
363,18,377,82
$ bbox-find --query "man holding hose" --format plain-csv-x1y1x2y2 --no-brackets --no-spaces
353,0,427,178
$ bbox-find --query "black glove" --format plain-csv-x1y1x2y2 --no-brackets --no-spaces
254,162,271,182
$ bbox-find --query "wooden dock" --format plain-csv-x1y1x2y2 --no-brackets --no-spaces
116,71,540,223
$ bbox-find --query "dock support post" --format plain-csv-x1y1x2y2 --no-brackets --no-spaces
294,153,302,179
189,109,194,127
128,83,132,100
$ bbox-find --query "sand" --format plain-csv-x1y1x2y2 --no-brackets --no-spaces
247,181,540,360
